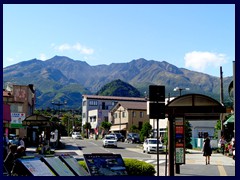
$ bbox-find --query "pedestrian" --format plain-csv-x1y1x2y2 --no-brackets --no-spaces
3,134,9,159
203,136,212,165
4,144,17,176
219,136,226,155
11,146,27,176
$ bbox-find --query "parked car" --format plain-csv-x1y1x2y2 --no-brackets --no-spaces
126,133,140,144
71,132,82,139
8,134,19,145
109,133,125,142
102,135,117,148
143,138,164,154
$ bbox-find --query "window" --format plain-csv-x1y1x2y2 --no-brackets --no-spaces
102,102,105,110
140,112,144,118
132,111,136,117
122,111,126,118
89,100,98,106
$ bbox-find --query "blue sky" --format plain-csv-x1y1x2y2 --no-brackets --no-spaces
3,4,235,77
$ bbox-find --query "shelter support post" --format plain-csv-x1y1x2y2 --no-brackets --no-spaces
168,115,175,176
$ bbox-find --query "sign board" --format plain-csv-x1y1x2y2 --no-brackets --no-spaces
83,153,128,176
175,118,185,164
175,148,184,164
59,155,90,176
11,113,25,124
41,156,75,176
17,157,55,176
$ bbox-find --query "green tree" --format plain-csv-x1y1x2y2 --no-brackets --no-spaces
185,120,192,149
100,121,112,133
83,122,91,139
140,122,152,142
130,125,139,133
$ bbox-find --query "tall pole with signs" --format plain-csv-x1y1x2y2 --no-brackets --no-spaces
175,118,185,174
148,85,165,176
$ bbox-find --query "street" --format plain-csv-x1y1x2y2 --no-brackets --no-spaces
54,137,235,176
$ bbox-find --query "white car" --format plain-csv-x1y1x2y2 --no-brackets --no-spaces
143,138,164,154
72,132,82,139
102,135,117,148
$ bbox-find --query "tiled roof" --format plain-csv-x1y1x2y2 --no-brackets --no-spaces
117,101,147,110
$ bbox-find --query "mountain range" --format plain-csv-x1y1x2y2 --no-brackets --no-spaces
3,56,233,109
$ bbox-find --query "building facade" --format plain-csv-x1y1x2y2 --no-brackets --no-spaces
109,101,149,137
82,95,146,135
3,84,36,138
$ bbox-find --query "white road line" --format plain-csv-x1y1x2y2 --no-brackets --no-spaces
89,142,98,146
152,160,165,165
145,159,156,163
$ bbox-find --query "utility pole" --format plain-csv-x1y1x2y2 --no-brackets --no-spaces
220,67,224,136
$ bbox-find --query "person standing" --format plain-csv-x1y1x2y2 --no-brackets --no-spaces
219,136,226,155
203,136,212,165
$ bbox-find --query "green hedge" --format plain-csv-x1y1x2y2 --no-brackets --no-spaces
78,158,156,176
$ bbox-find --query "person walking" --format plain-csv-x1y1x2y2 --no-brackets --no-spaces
203,136,212,165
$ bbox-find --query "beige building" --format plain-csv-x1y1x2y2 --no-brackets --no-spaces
109,101,149,137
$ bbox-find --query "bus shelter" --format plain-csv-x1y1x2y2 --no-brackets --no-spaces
165,94,226,176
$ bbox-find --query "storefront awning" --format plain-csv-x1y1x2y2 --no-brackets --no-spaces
110,124,127,131
223,115,234,125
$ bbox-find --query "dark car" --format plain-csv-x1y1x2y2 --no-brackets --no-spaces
114,133,125,142
109,133,125,142
126,133,140,144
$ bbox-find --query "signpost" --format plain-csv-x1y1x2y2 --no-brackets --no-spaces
148,85,165,176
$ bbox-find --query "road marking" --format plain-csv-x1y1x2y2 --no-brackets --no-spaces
152,160,165,165
89,142,98,146
145,159,156,163
217,165,227,176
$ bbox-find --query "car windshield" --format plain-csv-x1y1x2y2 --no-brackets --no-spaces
105,136,116,140
115,133,121,138
132,134,139,138
9,134,17,140
148,139,161,144
74,132,80,135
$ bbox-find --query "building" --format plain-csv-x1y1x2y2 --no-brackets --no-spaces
3,83,36,138
109,101,149,137
82,95,146,135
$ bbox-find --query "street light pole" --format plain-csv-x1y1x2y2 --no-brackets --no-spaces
173,87,190,96
119,110,122,133
51,100,67,115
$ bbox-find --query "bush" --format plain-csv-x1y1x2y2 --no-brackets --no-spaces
124,158,156,176
78,158,156,176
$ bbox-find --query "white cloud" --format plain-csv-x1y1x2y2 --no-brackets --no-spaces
184,51,227,72
54,42,94,55
6,57,14,62
39,53,47,60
